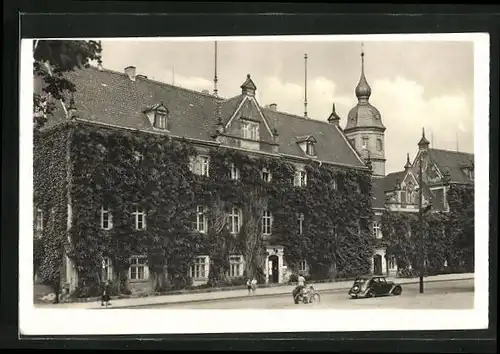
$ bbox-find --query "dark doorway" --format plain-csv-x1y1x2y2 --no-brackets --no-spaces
269,255,279,283
373,254,383,275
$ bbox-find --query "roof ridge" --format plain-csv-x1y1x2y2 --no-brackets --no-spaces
85,65,226,101
430,147,474,156
261,106,332,126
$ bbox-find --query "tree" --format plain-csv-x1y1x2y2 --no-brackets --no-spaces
33,40,103,128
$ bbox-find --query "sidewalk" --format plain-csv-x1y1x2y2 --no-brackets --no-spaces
35,272,474,309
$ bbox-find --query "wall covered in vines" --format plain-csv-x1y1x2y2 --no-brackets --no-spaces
33,123,71,297
35,121,375,296
381,184,474,273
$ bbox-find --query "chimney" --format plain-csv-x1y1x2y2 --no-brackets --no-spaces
269,103,277,111
124,66,136,81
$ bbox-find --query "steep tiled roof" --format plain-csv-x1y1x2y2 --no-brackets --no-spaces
384,170,406,192
45,66,366,169
263,108,365,167
428,148,474,184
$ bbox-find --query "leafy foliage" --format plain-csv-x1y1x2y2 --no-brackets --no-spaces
382,183,474,273
33,124,71,300
34,122,375,296
33,40,103,129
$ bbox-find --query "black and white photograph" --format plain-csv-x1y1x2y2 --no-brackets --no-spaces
19,33,489,335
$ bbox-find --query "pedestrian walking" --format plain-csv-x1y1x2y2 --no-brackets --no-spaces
246,278,252,295
101,280,111,307
251,277,257,295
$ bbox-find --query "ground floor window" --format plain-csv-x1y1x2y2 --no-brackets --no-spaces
298,260,307,272
388,255,397,270
229,255,244,277
102,257,113,282
190,256,209,279
129,256,148,280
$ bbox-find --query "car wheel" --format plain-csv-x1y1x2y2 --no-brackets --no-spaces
392,286,402,296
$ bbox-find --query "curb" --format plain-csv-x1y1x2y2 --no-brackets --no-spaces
113,276,474,309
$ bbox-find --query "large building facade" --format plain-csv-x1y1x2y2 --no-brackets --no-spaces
34,57,377,294
33,49,474,296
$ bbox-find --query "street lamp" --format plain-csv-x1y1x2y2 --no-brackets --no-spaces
418,152,432,294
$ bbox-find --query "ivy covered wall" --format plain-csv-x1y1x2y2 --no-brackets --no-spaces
33,123,71,298
381,184,474,274
34,121,375,296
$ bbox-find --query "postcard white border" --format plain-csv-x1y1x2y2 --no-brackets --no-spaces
20,33,489,335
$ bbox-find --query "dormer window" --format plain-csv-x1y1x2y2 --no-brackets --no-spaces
362,136,369,149
296,135,317,157
462,167,474,180
144,103,169,130
305,141,315,156
154,111,168,129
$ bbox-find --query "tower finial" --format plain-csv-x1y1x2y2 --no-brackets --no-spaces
304,53,308,119
404,152,412,170
355,42,371,101
418,127,430,149
213,41,219,96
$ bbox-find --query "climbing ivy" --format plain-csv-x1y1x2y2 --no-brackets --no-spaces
381,183,474,274
34,121,375,296
33,123,71,300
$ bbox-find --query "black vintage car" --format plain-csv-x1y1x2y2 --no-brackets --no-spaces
348,276,402,299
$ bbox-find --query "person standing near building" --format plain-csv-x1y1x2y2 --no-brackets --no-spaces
251,277,257,295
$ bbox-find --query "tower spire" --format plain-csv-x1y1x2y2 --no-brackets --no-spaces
404,152,412,170
213,41,219,97
304,53,308,119
355,42,372,102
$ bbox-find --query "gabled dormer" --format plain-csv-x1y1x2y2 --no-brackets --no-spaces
296,135,317,157
143,102,170,131
460,160,474,181
223,74,277,153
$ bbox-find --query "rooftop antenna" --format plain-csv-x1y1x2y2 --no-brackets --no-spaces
213,41,219,96
304,53,308,119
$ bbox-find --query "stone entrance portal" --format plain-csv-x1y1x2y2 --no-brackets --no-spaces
265,245,284,284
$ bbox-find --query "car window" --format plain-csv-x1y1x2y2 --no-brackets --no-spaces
379,277,387,283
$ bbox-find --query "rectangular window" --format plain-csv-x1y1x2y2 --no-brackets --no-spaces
229,207,241,234
229,255,244,277
102,257,113,282
154,113,168,129
332,177,338,190
297,213,304,235
191,155,210,176
388,256,397,270
230,163,240,180
190,256,209,279
372,221,382,239
133,207,146,230
241,121,259,140
193,205,208,233
101,205,113,230
261,168,272,183
362,137,369,149
294,170,307,187
262,210,272,235
299,260,307,272
36,208,43,231
305,142,315,156
129,256,147,280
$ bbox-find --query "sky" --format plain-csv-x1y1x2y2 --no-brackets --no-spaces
100,38,474,174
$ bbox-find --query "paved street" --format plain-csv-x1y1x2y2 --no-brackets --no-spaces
139,279,473,309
